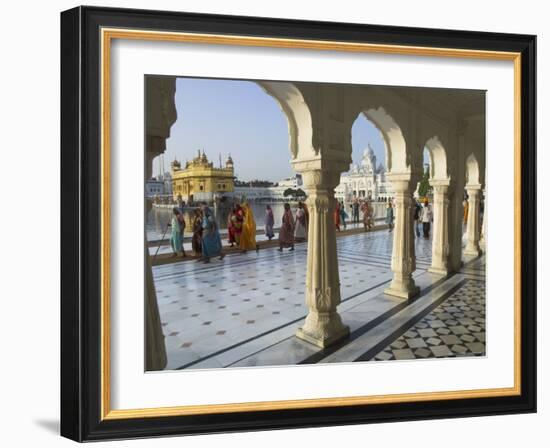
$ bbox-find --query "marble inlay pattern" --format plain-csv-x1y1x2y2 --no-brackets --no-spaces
372,279,486,361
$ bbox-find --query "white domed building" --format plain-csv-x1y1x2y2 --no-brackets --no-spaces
335,144,394,203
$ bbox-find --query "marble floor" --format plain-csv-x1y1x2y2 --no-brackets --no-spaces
152,229,486,370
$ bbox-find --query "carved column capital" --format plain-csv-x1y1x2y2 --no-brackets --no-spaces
430,178,451,194
299,168,341,191
466,184,482,194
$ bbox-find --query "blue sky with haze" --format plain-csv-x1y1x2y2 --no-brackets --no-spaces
154,78,390,181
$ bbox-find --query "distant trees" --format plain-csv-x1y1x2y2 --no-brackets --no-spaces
234,179,275,187
283,188,294,197
283,188,306,199
417,165,432,198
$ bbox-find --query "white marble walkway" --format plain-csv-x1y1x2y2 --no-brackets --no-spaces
152,229,485,370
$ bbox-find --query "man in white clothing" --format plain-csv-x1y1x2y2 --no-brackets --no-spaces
420,199,433,239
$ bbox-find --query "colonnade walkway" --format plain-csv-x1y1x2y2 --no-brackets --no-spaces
153,229,485,370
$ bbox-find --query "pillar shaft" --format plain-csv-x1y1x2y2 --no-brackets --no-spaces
294,167,349,347
385,179,420,299
145,242,167,370
464,185,482,256
429,183,451,275
480,192,487,249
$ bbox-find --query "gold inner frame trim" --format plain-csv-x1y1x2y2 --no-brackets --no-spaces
100,27,522,421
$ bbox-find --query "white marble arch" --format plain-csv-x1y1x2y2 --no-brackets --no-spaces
256,81,314,161
466,153,481,186
424,136,452,275
363,107,407,174
425,136,449,182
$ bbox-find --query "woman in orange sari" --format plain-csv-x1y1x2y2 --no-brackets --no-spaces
239,202,258,253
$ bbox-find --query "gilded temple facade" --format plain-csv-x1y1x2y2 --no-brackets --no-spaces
171,150,235,202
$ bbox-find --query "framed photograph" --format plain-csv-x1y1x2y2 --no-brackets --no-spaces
60,6,536,441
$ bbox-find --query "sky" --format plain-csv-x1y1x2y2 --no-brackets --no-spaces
154,77,391,181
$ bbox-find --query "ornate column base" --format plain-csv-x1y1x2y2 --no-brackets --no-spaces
464,246,482,257
428,266,450,276
384,275,420,299
296,311,350,348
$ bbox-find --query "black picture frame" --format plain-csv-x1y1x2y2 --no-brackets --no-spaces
61,5,536,442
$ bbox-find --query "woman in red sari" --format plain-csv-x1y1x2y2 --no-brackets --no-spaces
227,204,237,247
228,203,243,246
191,208,203,256
334,200,341,231
278,203,295,251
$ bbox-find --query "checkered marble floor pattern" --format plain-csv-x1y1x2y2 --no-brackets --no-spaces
372,279,486,361
152,229,485,370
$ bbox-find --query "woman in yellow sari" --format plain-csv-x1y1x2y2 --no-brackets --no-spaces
239,202,259,252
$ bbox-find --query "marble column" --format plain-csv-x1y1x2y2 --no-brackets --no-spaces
464,185,482,256
144,75,177,371
429,181,451,275
145,241,167,370
294,165,350,348
384,178,420,299
479,192,487,250
144,140,169,371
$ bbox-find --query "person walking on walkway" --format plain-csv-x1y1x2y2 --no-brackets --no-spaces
352,199,360,224
414,200,422,237
386,201,394,232
339,202,348,230
334,201,341,231
191,208,203,256
177,195,185,212
294,202,308,242
200,203,225,263
361,199,374,231
264,205,275,240
169,207,186,258
239,202,259,253
420,199,433,239
227,204,237,247
278,203,295,251
228,203,243,247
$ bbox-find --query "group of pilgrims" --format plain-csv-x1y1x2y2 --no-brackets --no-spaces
169,202,226,263
168,197,395,263
168,200,311,263
227,201,309,252
168,197,396,263
167,195,438,263
334,198,380,232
